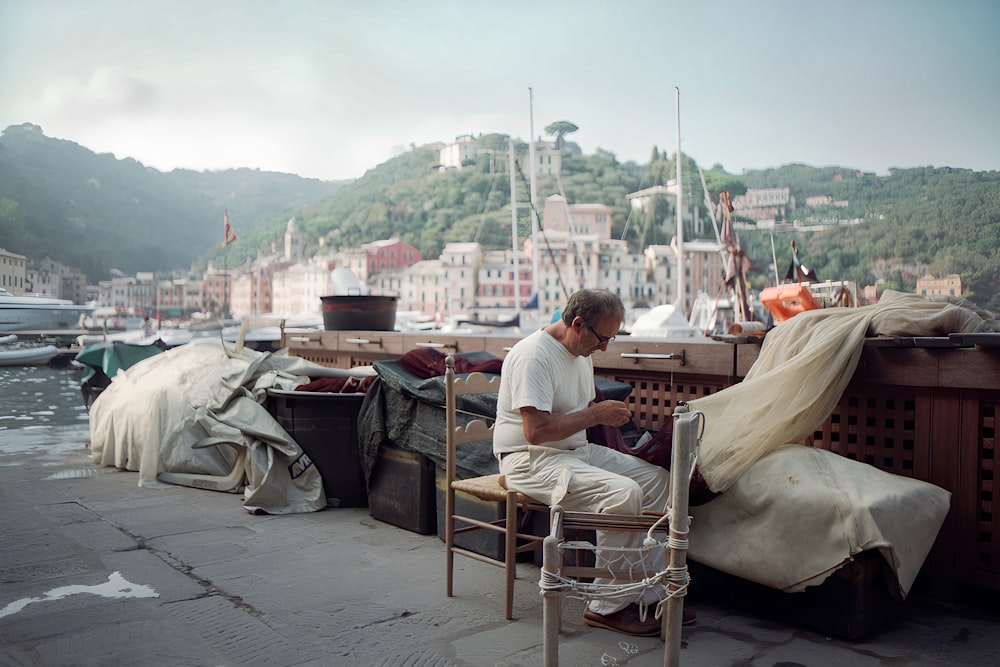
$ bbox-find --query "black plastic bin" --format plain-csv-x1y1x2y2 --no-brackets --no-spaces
265,389,368,508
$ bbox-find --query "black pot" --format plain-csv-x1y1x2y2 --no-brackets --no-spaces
320,295,397,331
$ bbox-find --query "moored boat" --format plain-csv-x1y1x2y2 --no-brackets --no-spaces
0,342,59,366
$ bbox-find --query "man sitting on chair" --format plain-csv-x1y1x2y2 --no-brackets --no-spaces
493,288,695,637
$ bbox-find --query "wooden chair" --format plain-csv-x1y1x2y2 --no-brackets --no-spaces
444,354,548,620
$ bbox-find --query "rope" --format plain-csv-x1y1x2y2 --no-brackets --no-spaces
540,410,706,615
538,522,690,606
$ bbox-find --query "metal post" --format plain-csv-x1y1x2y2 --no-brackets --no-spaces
675,87,685,314
510,139,520,318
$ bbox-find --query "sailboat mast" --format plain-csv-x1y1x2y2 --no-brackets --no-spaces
528,87,540,299
675,87,685,311
510,138,520,319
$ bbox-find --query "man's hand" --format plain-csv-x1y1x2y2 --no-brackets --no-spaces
591,399,632,428
520,400,632,445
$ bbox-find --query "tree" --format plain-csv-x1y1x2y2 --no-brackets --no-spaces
544,120,579,150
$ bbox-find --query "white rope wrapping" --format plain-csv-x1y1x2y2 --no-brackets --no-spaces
537,523,691,607
539,415,704,617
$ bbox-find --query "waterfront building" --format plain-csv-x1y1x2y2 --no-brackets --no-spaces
477,248,532,311
270,256,337,316
0,247,26,294
398,259,445,316
361,238,422,274
542,195,612,237
156,278,188,317
439,242,481,315
95,272,156,317
681,239,727,313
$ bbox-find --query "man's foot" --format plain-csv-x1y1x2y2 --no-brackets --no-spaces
583,603,661,637
682,605,697,625
582,604,697,637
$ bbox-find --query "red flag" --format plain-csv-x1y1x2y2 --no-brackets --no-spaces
222,206,238,247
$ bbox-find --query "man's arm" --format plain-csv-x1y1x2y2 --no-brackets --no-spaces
519,400,632,446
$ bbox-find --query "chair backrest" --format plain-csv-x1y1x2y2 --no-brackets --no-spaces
445,355,499,480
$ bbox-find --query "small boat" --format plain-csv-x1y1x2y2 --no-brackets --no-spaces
627,302,704,338
0,341,59,366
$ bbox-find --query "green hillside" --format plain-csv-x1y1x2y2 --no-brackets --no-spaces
0,123,346,279
278,144,999,311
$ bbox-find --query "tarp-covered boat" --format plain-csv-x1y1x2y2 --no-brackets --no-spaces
88,337,373,514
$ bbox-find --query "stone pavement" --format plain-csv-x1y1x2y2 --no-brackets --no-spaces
2,434,999,667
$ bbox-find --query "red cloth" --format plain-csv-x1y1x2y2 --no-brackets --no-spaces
398,348,502,379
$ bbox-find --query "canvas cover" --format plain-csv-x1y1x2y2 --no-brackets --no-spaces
88,338,372,514
691,289,991,492
688,445,950,594
357,354,634,483
686,290,994,594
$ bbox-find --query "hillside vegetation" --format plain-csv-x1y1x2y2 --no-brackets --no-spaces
288,143,999,311
0,123,346,278
1,124,996,311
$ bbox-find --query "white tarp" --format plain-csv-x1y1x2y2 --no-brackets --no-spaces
687,290,993,594
89,338,370,514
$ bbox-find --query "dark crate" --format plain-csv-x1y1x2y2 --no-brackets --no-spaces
265,389,368,508
368,444,436,534
687,550,904,639
435,468,505,560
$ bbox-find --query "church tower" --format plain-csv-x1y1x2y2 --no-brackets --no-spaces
284,217,302,262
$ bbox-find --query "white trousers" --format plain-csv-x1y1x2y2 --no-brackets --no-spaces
499,443,671,614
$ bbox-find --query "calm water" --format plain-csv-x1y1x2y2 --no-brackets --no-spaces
0,365,92,461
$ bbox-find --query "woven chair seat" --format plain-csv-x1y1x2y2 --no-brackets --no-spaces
452,474,542,505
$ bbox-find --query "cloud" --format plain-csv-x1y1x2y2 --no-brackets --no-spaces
39,66,157,122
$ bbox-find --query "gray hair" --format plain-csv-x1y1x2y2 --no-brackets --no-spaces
561,289,625,328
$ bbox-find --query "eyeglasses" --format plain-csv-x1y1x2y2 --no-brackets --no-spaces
586,322,616,346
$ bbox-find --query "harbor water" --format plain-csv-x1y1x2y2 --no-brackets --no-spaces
0,365,92,462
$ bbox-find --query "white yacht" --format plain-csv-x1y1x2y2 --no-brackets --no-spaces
0,287,94,332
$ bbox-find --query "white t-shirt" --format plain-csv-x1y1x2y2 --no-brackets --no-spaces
493,328,595,454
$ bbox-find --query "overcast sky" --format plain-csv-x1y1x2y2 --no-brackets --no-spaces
2,0,997,182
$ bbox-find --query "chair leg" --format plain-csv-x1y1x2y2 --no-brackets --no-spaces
445,487,455,598
504,492,517,620
542,534,560,667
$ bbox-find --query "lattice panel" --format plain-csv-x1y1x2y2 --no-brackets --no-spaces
808,386,930,479
977,402,997,574
299,352,339,367
606,372,727,433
